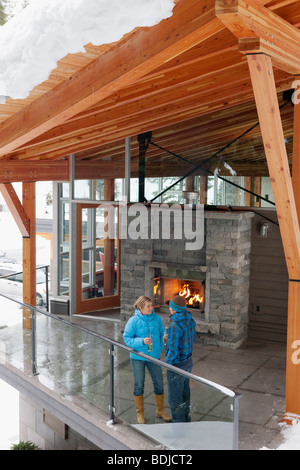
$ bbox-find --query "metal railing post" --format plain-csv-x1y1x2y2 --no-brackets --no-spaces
232,393,242,450
109,344,116,424
31,307,37,376
45,265,49,311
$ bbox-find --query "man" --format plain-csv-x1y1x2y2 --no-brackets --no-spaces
165,294,196,423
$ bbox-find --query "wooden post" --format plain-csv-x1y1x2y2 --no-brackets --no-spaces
248,54,300,421
292,82,300,222
199,176,207,204
247,54,300,275
251,177,261,208
285,83,300,424
22,182,36,329
244,177,251,206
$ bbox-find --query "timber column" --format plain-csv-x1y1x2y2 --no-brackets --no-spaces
215,0,300,422
22,182,36,329
248,54,300,422
286,81,300,423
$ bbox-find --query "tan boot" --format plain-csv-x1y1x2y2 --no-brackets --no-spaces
155,394,172,422
134,395,145,424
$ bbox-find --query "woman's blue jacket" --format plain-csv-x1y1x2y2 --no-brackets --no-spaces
123,309,165,361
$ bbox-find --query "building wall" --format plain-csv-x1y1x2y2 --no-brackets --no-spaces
248,209,288,343
19,394,100,450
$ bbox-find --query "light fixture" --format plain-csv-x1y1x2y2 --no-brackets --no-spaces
260,221,269,238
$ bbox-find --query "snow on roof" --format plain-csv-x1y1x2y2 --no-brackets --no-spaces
0,0,175,100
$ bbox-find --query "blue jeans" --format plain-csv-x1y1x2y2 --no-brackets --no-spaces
167,357,193,422
130,359,164,396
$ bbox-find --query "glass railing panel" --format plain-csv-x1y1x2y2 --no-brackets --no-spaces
112,342,237,450
0,296,32,373
34,310,113,409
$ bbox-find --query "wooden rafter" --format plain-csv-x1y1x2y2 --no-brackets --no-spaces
0,0,223,158
215,0,300,74
0,0,297,182
4,67,292,162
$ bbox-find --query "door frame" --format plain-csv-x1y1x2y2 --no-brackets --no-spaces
76,202,120,313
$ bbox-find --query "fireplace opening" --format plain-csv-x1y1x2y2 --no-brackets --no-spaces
153,276,205,313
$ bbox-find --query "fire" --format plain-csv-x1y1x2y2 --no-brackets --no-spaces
179,283,203,306
179,284,190,298
188,294,203,305
153,280,160,296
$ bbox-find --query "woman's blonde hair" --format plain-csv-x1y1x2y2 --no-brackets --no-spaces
134,295,152,312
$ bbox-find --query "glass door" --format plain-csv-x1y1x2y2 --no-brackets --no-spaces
76,203,120,313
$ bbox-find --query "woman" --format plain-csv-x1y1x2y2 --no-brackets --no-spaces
123,295,171,424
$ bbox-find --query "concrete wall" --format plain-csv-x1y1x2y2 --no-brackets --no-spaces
19,394,100,450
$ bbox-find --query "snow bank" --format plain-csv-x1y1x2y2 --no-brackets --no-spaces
261,421,300,450
276,421,300,450
0,0,175,100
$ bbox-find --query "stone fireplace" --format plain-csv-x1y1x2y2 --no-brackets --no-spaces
121,207,253,349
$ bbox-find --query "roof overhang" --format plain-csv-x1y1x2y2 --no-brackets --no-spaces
0,0,299,181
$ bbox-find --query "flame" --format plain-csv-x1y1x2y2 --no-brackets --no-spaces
179,283,203,306
153,280,160,296
188,294,203,305
179,284,190,298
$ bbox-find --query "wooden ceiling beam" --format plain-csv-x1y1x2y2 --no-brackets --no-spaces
3,66,267,159
10,68,292,162
12,52,247,154
216,0,300,74
0,160,68,182
0,0,223,158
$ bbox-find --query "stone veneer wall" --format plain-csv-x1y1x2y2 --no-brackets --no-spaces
121,209,253,349
205,212,253,348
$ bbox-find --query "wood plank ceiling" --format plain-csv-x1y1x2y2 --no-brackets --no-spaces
0,0,299,182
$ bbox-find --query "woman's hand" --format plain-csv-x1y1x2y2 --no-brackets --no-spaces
143,337,153,345
163,334,168,344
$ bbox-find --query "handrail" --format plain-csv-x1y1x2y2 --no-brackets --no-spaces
0,264,50,279
0,265,50,311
